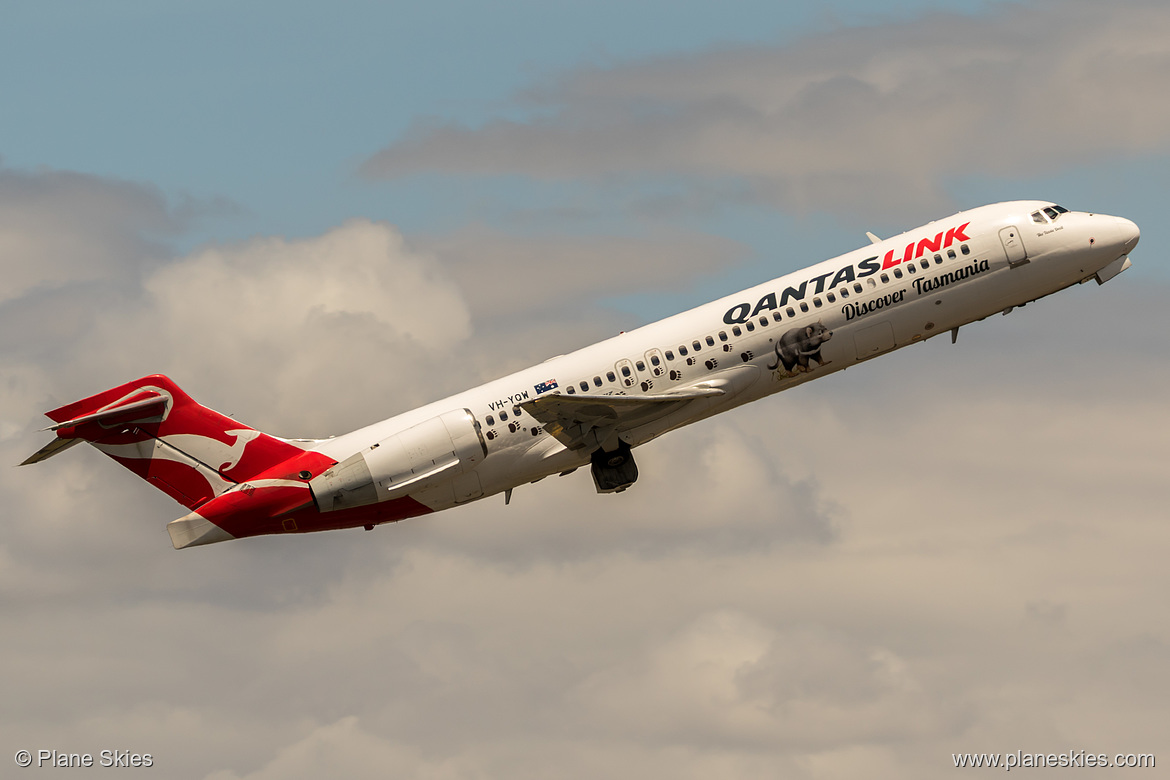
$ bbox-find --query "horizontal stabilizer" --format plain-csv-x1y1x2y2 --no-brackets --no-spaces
20,437,82,466
42,390,169,432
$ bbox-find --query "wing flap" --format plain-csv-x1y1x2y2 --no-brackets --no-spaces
521,386,726,450
521,367,762,451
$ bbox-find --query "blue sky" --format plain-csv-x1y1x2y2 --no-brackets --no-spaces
2,2,1167,778
0,1,1084,241
4,0,1162,307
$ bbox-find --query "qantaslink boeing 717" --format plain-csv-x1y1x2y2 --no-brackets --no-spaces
23,201,1140,549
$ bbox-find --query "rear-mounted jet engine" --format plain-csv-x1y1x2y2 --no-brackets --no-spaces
309,409,487,511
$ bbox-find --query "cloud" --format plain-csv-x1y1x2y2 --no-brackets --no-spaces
204,717,476,780
2,165,1169,779
99,218,475,433
362,0,1170,215
573,610,954,747
0,166,174,305
416,225,748,322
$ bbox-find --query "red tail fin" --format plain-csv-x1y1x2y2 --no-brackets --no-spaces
27,375,308,510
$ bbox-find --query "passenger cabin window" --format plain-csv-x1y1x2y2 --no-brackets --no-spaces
606,371,616,382
800,302,810,312
772,311,783,321
567,386,575,394
513,405,521,416
732,326,741,337
880,273,890,283
813,297,823,308
839,288,849,298
621,365,631,377
947,249,957,259
679,345,688,356
486,415,495,426
665,350,674,360
636,360,646,371
920,259,929,270
718,331,728,342
934,254,943,264
827,292,836,302
705,336,714,346
745,321,755,331
759,316,769,326
961,244,971,255
786,307,796,317
500,411,508,421
692,340,702,351
593,377,602,387
906,263,916,274
866,279,877,289
852,283,862,293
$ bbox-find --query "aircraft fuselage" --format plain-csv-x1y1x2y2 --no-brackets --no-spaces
25,201,1140,548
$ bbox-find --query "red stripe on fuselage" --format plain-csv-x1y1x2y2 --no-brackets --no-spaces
184,449,433,540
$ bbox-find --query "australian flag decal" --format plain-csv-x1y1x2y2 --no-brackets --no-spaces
534,379,559,395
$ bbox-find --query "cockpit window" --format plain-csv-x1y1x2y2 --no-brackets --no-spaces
1052,205,1068,214
1043,207,1060,221
1032,210,1048,224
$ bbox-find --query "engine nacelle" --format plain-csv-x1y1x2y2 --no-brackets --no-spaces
310,408,487,512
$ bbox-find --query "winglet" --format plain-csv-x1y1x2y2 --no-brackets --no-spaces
866,231,882,244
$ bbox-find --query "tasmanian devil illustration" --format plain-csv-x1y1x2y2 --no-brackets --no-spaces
767,321,833,373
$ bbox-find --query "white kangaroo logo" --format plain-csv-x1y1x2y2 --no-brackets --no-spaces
95,429,264,499
162,429,262,473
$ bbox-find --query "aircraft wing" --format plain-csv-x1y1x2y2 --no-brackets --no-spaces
521,387,721,451
520,366,760,451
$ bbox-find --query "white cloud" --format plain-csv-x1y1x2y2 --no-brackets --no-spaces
416,225,747,321
0,166,175,304
205,717,481,780
362,0,1170,215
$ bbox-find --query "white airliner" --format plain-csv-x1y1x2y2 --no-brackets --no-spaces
24,201,1139,548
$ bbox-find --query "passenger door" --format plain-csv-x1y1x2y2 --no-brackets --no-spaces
1000,226,1028,267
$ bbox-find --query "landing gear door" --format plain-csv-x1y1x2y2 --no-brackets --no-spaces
1000,226,1028,267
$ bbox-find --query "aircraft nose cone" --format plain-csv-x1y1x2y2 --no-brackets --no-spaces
1118,217,1140,251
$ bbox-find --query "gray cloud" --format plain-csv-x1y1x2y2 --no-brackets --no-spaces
0,167,173,305
416,225,748,322
3,159,1168,780
362,0,1170,216
8,269,1168,779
